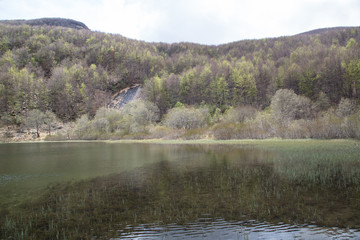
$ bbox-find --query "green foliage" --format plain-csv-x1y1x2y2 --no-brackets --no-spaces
73,100,159,139
231,58,257,105
314,92,331,112
212,108,222,123
222,105,258,123
336,98,356,117
24,109,46,137
43,110,58,135
143,75,162,104
343,59,360,98
0,112,14,127
74,114,91,138
163,106,209,129
270,89,313,123
120,100,160,129
174,101,184,108
0,23,360,132
299,69,318,98
212,76,229,106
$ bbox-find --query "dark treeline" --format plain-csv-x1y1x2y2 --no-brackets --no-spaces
0,23,360,124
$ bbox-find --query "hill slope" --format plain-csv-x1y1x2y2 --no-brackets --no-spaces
295,26,358,36
0,18,89,30
0,19,359,122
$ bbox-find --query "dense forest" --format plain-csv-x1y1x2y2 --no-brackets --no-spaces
0,19,360,140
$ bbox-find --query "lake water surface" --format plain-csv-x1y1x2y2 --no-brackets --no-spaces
1,141,360,239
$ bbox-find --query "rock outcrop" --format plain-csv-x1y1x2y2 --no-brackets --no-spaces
108,84,142,110
0,18,89,30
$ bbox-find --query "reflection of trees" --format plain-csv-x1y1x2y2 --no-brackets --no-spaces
2,144,360,238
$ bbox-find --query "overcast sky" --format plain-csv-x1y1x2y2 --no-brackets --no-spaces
1,0,360,45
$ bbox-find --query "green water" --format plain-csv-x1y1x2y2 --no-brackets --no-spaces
0,142,186,209
1,140,360,239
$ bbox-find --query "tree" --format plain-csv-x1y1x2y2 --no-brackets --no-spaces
270,89,313,123
314,91,330,112
231,59,257,105
143,75,161,104
0,112,13,129
179,70,193,104
212,108,222,123
166,74,181,106
283,63,301,93
44,110,58,135
25,109,46,137
343,59,360,99
212,76,229,107
299,69,318,99
336,98,356,118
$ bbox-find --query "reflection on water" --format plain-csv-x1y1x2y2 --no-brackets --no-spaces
0,142,183,209
118,219,360,239
1,141,360,239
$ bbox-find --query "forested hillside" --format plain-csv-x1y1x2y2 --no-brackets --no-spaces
0,19,360,140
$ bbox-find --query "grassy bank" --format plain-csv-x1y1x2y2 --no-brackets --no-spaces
4,137,359,146
106,138,359,144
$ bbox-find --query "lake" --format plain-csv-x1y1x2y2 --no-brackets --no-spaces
1,140,360,239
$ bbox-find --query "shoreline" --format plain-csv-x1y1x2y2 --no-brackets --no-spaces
2,138,359,145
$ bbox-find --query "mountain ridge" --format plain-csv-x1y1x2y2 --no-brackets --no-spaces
295,26,359,36
0,18,89,30
0,17,359,45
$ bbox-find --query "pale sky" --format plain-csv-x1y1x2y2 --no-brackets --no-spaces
1,0,360,45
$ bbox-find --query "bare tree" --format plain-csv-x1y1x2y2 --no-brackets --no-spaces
25,109,46,138
44,110,58,135
270,89,313,124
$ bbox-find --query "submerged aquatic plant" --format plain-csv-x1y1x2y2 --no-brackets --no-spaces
1,140,360,239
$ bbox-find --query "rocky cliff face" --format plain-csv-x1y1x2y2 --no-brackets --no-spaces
0,18,89,30
108,84,142,110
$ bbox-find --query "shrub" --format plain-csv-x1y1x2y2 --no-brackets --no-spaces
74,115,91,139
91,118,109,133
73,101,161,139
245,111,275,139
44,133,68,141
314,91,331,112
341,110,360,138
104,109,124,133
120,100,160,125
182,128,207,140
336,98,356,118
270,89,313,124
1,112,15,127
211,122,244,140
211,108,222,123
163,107,209,129
147,125,172,139
222,105,257,123
282,119,311,139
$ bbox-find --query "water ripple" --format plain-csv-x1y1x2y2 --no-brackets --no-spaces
113,219,360,240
